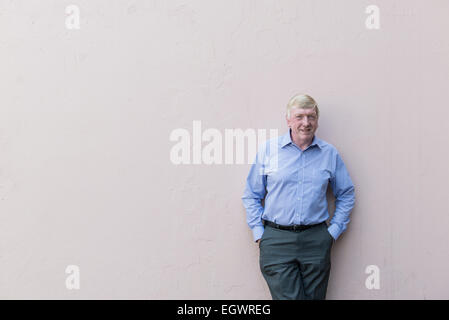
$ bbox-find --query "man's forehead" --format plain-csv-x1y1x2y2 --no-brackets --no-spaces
291,108,317,116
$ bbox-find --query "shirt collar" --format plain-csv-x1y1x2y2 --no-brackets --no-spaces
281,128,325,150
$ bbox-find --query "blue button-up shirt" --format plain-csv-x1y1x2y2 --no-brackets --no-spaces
242,129,355,242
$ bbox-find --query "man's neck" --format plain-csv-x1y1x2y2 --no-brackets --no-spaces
291,132,314,151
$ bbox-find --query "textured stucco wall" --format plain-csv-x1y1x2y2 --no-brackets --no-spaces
1,0,448,299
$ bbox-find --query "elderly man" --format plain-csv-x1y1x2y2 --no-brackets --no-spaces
242,94,355,300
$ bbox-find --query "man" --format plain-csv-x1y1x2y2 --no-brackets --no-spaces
242,94,355,300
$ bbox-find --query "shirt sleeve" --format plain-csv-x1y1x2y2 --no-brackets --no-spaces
328,151,355,240
242,149,267,242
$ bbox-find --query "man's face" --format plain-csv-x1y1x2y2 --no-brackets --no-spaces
286,108,319,140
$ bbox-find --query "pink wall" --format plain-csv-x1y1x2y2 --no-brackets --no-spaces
0,0,448,299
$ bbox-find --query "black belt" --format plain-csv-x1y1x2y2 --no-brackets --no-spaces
263,219,325,231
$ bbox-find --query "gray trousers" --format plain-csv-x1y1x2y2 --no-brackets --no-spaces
259,222,334,300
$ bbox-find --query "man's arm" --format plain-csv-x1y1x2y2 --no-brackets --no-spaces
328,151,355,240
242,150,267,243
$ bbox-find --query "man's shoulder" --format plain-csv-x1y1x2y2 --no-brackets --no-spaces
315,137,339,154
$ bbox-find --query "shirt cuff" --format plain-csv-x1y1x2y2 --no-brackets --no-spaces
252,225,265,242
328,224,341,240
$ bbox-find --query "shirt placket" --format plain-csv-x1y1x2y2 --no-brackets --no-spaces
296,150,305,224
